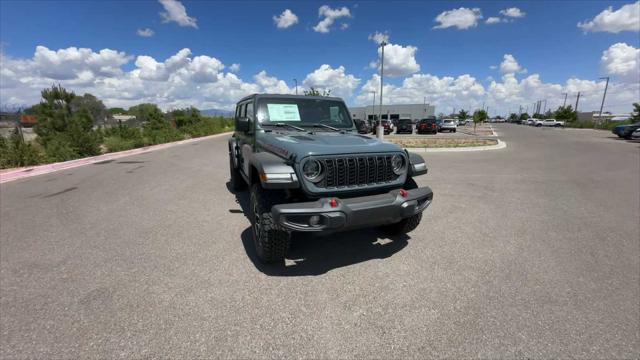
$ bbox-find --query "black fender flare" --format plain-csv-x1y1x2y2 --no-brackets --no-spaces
405,151,428,177
248,152,300,189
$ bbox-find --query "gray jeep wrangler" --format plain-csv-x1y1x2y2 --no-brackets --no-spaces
228,94,433,263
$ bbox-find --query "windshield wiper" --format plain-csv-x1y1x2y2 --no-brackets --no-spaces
264,123,305,131
303,123,342,132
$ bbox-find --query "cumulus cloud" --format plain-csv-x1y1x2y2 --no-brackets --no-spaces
368,31,389,45
313,5,351,33
159,0,198,28
137,28,155,37
500,7,526,18
433,7,482,30
370,42,421,77
485,17,502,24
302,64,360,98
578,1,640,33
600,42,639,82
273,9,299,29
229,63,240,72
254,71,293,94
499,54,526,75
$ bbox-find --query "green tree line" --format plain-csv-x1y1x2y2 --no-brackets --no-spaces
0,85,233,169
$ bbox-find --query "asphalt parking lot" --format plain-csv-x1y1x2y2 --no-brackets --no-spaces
1,124,638,358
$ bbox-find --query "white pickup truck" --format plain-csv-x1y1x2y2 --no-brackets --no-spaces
534,119,565,127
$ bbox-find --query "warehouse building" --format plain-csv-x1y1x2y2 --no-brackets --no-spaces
349,104,436,124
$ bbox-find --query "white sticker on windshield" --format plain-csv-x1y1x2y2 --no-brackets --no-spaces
267,104,301,122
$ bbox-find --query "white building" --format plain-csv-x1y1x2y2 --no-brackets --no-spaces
349,104,436,124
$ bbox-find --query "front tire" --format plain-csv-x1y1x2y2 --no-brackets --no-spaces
250,183,290,263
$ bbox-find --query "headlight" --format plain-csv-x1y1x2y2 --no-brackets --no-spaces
391,154,406,175
302,159,324,182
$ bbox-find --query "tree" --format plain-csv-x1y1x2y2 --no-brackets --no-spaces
532,113,544,119
168,107,201,128
128,103,165,123
472,109,488,132
303,87,331,97
33,85,101,161
108,107,128,115
457,110,469,120
509,113,518,122
554,105,577,122
70,93,109,126
519,112,530,121
631,103,640,122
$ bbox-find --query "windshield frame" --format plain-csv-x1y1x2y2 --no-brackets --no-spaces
255,97,355,129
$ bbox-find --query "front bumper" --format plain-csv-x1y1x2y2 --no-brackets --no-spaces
271,186,433,232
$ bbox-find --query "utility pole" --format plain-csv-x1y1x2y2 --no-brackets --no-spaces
574,92,581,113
542,99,547,114
377,41,387,140
294,79,298,95
423,96,426,113
598,76,610,123
562,92,568,107
370,91,376,125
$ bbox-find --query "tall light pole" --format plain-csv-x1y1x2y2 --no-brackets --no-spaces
543,99,547,114
562,92,568,107
575,92,581,113
377,41,387,140
294,79,298,95
370,91,376,125
598,76,610,123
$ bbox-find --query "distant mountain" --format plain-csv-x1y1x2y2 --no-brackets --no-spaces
200,108,234,117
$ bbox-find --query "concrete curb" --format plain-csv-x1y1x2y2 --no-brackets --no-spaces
404,139,507,153
0,132,232,184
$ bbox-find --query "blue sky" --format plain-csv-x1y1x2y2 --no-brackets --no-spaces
1,1,638,114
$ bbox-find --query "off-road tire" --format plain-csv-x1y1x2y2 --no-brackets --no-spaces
229,150,245,191
250,183,290,263
381,178,423,235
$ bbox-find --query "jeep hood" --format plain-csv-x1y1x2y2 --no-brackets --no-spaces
256,131,402,159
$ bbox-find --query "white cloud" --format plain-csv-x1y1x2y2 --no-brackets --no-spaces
254,71,293,94
31,46,131,80
433,7,482,30
485,17,502,24
600,42,639,82
229,63,240,72
303,64,360,98
500,54,526,75
273,9,299,29
159,0,198,28
368,31,389,45
340,23,349,30
578,1,640,33
370,42,421,77
313,5,351,33
500,7,526,18
137,28,155,37
489,65,498,70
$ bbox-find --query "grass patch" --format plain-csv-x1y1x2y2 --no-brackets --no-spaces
386,138,498,148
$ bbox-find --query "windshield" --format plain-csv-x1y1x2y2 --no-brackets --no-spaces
256,97,353,128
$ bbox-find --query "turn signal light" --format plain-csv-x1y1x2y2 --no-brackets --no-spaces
399,189,409,198
329,197,338,208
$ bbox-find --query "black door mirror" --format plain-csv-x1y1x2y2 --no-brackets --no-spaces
236,117,251,132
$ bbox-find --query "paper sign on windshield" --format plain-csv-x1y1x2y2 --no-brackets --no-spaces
267,104,301,122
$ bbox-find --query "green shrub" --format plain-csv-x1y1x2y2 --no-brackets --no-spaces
44,137,78,162
0,133,45,168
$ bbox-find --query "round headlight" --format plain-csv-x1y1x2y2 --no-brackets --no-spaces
303,159,323,182
391,154,406,175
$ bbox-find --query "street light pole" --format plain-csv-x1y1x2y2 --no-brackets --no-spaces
294,79,298,95
377,41,387,140
562,92,568,107
598,77,609,123
370,91,376,126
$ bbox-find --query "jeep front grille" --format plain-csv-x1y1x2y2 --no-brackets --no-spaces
315,155,398,188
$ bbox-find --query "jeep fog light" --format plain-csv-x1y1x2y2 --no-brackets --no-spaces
391,154,406,175
303,159,324,182
309,215,321,226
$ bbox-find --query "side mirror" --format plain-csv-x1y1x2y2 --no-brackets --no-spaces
236,117,251,132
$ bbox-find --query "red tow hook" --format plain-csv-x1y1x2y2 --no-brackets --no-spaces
329,197,338,208
399,189,409,198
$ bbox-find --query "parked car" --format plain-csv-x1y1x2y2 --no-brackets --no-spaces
526,119,535,126
458,119,467,126
540,119,565,127
228,93,433,263
354,119,370,134
372,120,393,135
612,123,629,137
631,128,640,139
416,118,438,134
396,118,413,134
440,119,457,133
620,122,640,139
435,119,443,131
